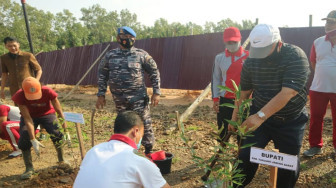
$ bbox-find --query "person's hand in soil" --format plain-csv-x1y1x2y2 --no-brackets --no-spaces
96,96,106,109
151,94,160,107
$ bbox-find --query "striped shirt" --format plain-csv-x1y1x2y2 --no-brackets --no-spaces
240,43,310,117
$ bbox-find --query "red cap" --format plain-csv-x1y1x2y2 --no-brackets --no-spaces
223,27,241,42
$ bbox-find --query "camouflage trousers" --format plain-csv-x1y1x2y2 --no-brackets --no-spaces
113,96,154,149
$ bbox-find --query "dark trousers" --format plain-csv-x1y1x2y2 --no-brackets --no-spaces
113,96,154,149
217,97,234,141
237,110,308,188
18,113,63,151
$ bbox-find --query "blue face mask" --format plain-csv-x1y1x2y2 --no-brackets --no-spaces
137,138,142,150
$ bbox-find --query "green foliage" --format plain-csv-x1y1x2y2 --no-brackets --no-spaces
330,177,336,184
186,125,199,131
0,0,257,54
180,80,254,187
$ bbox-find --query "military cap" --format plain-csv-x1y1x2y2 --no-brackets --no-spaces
118,26,136,37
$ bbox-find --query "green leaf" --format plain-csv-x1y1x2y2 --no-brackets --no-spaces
226,120,238,126
240,142,256,149
231,80,239,92
220,103,236,108
217,85,234,93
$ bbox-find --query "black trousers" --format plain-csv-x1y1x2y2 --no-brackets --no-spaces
236,109,308,188
217,97,234,141
18,113,63,151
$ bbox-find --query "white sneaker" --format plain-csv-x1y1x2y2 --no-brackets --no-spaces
9,150,22,157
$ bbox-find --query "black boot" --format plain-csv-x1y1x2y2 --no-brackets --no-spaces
54,143,65,162
21,150,34,180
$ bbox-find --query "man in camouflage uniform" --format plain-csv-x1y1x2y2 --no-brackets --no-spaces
96,26,160,154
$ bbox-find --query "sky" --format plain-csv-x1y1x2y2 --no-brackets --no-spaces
25,0,334,28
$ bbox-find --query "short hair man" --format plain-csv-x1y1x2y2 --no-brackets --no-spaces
230,24,310,187
211,27,249,141
1,37,42,99
303,10,336,157
12,77,68,180
74,111,170,188
96,26,161,155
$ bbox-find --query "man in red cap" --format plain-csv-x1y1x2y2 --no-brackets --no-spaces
12,77,69,180
211,27,249,141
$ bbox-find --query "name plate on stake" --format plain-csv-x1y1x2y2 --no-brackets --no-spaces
250,147,297,171
64,112,85,124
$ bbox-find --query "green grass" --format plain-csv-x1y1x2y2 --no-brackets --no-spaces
330,177,336,184
300,163,308,170
167,113,176,119
157,138,166,144
186,126,199,131
172,157,179,164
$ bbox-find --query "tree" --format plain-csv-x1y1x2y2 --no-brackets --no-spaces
81,4,119,44
0,0,258,53
54,10,87,49
203,21,216,34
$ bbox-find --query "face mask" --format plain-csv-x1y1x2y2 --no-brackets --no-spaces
119,38,135,49
226,42,241,53
326,29,336,38
137,137,142,150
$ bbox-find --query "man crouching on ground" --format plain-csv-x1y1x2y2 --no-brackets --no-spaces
12,77,70,180
74,111,170,188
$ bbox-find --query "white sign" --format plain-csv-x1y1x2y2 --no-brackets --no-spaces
250,147,297,171
64,112,85,124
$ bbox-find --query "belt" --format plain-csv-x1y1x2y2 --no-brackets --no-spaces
268,113,301,122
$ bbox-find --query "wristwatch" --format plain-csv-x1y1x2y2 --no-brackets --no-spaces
257,111,267,121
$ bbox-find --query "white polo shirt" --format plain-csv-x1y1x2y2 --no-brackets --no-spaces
8,105,20,121
73,140,167,188
310,36,336,93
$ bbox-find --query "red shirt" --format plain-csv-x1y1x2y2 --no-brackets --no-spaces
12,86,58,118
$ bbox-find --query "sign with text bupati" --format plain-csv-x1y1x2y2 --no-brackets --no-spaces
250,147,297,171
64,112,85,124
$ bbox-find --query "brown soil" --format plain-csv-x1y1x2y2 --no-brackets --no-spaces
0,85,335,188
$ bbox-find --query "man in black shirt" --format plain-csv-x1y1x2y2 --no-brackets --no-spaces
230,24,310,188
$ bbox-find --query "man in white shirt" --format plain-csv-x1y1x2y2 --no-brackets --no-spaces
73,111,170,188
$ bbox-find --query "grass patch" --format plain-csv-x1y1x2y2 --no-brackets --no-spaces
157,139,166,144
167,113,176,119
186,126,199,131
300,163,308,170
172,157,179,164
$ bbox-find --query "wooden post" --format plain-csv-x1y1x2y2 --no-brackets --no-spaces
91,108,96,147
179,83,211,123
269,149,279,187
309,15,313,27
175,111,181,130
75,123,86,160
61,44,110,101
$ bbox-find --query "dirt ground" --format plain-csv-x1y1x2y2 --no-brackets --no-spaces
0,85,335,188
